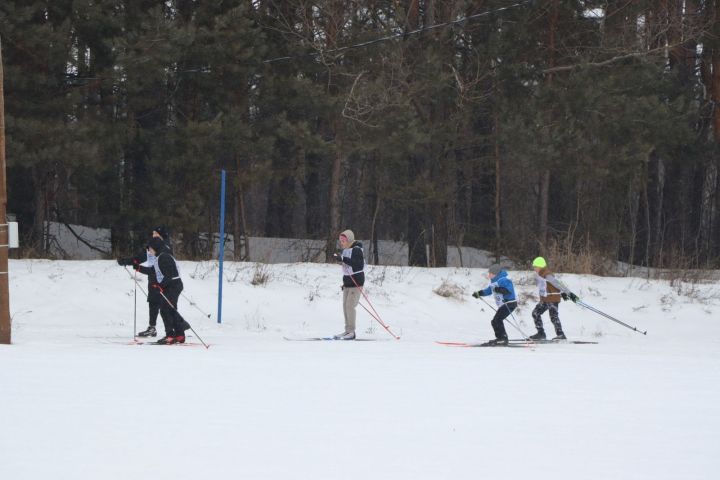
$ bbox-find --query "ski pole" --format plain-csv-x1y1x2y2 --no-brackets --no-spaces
349,274,400,340
576,300,647,335
156,288,211,349
357,300,382,325
124,266,211,342
133,270,137,338
124,266,211,321
123,266,148,296
477,296,531,340
181,293,211,319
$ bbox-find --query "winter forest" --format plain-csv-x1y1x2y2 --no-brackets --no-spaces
2,0,720,271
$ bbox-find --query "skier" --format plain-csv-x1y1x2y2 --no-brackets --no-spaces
136,237,186,344
472,264,517,345
117,226,171,337
332,229,364,340
529,256,579,341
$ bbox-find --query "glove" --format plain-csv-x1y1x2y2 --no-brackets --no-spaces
151,283,164,294
561,292,568,301
117,258,130,266
569,292,579,303
332,252,342,262
472,291,481,299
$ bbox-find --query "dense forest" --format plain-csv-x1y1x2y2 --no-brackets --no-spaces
1,0,719,270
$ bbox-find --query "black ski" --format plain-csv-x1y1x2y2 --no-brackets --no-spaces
436,341,529,348
509,339,598,345
283,336,381,342
113,339,204,347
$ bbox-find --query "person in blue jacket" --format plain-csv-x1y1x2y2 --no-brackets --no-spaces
472,264,517,345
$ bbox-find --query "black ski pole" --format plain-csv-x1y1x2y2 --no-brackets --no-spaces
156,289,211,349
123,266,148,296
133,270,137,338
576,300,647,335
181,293,211,319
123,266,211,321
123,266,146,340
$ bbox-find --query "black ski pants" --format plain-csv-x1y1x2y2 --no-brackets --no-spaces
146,277,162,328
159,280,184,337
148,300,160,328
491,301,517,340
532,302,563,335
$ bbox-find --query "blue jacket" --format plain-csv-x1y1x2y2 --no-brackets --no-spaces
478,270,517,307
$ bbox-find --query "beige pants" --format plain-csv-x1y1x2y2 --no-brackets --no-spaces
343,287,362,333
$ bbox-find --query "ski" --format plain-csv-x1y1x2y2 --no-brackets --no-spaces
283,336,381,342
115,340,205,347
509,339,599,345
435,341,529,348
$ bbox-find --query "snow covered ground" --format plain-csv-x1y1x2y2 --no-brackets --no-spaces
2,259,719,480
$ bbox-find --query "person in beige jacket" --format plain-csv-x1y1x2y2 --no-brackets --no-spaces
332,229,365,340
530,256,579,340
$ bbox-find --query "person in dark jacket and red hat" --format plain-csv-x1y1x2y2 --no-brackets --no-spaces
136,237,186,344
117,226,171,337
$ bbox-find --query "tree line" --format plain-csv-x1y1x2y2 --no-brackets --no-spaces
1,0,719,271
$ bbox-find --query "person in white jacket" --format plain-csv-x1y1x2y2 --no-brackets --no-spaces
529,256,579,340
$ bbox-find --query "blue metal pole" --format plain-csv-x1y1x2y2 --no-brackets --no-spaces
217,169,226,324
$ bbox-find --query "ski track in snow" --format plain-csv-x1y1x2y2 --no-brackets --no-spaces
1,259,719,480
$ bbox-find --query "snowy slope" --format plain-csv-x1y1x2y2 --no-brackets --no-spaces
1,260,719,480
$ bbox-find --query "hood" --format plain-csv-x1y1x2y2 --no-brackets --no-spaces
494,270,508,280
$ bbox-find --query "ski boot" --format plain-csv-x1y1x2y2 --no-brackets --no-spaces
333,332,356,340
529,330,546,340
137,326,157,337
156,336,177,345
487,336,509,346
553,332,567,341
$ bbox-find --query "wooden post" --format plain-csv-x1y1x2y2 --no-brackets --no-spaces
0,36,11,344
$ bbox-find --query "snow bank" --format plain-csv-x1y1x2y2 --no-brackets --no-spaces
1,260,718,479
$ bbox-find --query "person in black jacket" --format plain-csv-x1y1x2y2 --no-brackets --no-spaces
332,229,364,340
138,237,186,344
117,226,171,337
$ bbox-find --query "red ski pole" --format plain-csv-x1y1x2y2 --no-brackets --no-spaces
349,274,400,340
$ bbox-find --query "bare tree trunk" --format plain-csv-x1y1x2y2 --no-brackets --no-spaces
643,173,651,267
653,152,665,266
494,107,502,248
326,145,343,261
539,0,558,251
32,167,48,253
235,157,249,261
538,170,550,249
407,205,427,267
406,0,419,29
627,182,640,268
407,156,428,267
699,32,720,262
424,0,435,27
430,203,449,267
369,193,381,265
